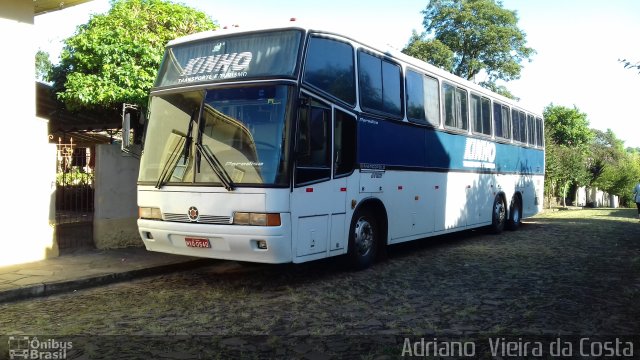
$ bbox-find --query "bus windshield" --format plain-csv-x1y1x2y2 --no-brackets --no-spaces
138,85,293,187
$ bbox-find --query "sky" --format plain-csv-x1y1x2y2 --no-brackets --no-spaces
35,0,640,148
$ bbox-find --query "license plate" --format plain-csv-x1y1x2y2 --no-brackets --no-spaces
185,237,211,248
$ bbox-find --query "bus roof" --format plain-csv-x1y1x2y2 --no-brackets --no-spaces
166,22,541,117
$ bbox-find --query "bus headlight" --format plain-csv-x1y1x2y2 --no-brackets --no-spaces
139,207,163,220
233,212,281,226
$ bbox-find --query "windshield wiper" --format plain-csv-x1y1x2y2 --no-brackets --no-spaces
196,142,235,191
155,133,185,189
155,110,197,189
194,109,235,191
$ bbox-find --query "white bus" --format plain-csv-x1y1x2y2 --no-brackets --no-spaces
135,24,544,269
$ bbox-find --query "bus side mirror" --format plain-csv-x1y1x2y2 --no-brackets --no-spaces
123,112,132,148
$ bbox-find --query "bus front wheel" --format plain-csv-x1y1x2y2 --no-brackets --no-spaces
491,195,506,234
347,208,378,269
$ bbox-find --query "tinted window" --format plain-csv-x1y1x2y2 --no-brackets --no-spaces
296,96,331,184
527,114,536,146
536,117,544,147
494,102,510,140
304,37,355,105
382,61,402,115
444,83,456,128
457,89,468,130
512,109,521,142
334,110,356,176
358,51,402,117
471,94,491,136
501,106,511,140
424,76,440,127
406,70,440,127
481,97,491,136
443,82,468,130
511,109,527,143
358,52,382,112
406,70,426,123
493,103,503,138
519,111,525,142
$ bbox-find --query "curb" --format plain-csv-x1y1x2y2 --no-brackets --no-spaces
0,258,215,304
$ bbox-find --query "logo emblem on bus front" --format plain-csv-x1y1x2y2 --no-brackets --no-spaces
188,206,199,222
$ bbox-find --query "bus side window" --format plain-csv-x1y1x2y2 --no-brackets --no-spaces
527,114,536,146
295,96,332,185
536,117,544,147
334,110,356,177
493,102,511,141
512,109,521,142
443,82,468,131
493,102,503,138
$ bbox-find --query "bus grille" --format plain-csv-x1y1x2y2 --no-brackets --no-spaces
163,213,232,225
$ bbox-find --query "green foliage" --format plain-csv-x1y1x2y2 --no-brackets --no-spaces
596,152,640,205
56,168,93,186
545,140,590,206
35,50,52,82
405,0,535,83
587,129,625,185
588,131,640,205
52,0,217,112
543,104,640,205
543,104,593,146
543,104,593,206
477,80,518,100
402,31,455,72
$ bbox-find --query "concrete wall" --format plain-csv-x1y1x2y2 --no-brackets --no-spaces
0,1,58,266
580,187,619,208
93,144,142,248
575,186,587,207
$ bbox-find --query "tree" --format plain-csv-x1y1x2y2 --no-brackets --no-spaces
543,104,593,146
52,0,216,112
588,132,640,205
587,129,625,186
402,31,455,72
543,104,593,207
403,0,535,83
477,80,518,100
35,50,52,82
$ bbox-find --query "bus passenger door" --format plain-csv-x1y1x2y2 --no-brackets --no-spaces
291,95,354,261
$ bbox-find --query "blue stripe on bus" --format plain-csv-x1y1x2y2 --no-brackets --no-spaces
357,117,544,175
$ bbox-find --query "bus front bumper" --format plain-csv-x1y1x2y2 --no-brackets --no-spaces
138,215,292,264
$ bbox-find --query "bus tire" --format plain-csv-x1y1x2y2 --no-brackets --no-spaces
507,196,522,231
491,195,506,234
347,208,378,270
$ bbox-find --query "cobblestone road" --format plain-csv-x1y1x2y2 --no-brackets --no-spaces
1,208,638,358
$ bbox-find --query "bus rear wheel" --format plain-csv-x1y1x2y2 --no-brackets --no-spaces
347,208,378,270
491,195,506,234
507,196,522,230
